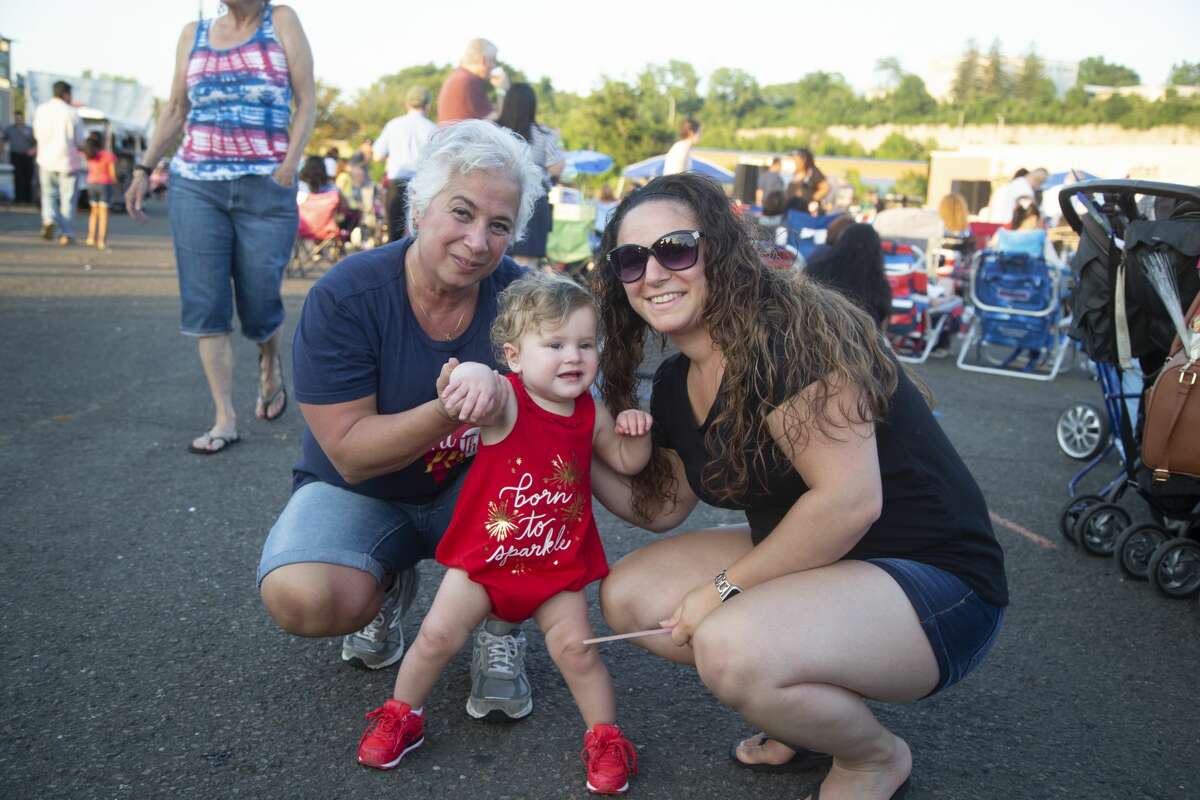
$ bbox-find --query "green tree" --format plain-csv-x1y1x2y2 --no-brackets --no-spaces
1168,61,1200,86
982,40,1010,97
313,79,356,144
647,60,703,120
873,132,930,161
792,71,862,124
950,39,983,104
1013,49,1057,104
889,75,937,119
706,67,763,122
1076,56,1140,87
874,56,904,91
343,63,450,138
558,77,671,167
894,171,929,202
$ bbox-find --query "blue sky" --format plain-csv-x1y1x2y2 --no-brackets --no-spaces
2,0,1196,101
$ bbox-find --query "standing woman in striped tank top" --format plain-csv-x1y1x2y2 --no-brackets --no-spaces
126,1,315,455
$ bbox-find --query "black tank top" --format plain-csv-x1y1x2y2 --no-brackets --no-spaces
650,353,1009,606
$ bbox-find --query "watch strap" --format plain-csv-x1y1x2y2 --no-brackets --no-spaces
714,569,742,602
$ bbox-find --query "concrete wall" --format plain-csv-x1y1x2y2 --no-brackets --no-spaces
737,124,1200,151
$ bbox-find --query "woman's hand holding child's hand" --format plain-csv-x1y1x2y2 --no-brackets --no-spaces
614,409,653,437
439,361,505,424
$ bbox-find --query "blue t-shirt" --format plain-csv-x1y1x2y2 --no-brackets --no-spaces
291,238,524,501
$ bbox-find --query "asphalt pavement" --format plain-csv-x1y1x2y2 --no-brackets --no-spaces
1,202,1196,800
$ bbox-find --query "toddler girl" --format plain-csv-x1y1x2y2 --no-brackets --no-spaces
356,271,652,795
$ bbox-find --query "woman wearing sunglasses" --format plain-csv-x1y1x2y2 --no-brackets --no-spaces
590,174,1007,799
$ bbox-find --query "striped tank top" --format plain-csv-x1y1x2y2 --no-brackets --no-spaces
170,2,292,181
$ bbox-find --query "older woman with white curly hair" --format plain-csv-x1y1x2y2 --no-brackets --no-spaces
258,119,544,720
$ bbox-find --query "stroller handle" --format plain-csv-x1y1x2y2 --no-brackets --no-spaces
1059,179,1200,234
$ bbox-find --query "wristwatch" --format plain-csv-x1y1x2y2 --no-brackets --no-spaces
713,569,742,603
133,163,153,177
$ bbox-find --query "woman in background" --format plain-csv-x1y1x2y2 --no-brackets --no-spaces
496,82,564,266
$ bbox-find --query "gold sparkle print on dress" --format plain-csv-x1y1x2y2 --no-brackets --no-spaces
485,499,518,541
562,496,585,523
544,454,579,488
509,562,530,576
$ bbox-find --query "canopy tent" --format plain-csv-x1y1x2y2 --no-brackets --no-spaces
563,150,614,175
1043,169,1099,190
622,154,735,184
26,71,156,142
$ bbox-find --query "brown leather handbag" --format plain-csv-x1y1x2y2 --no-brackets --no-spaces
1141,290,1200,485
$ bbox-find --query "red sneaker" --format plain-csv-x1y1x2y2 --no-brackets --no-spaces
580,723,638,794
357,699,424,769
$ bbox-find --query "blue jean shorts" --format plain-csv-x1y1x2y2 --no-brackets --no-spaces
86,183,114,206
167,173,298,341
869,558,1006,696
256,471,468,587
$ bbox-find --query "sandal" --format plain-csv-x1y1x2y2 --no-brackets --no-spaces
729,732,832,774
187,431,240,455
257,352,288,422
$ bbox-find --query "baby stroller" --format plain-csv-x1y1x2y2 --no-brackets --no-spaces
1053,179,1200,600
955,244,1073,381
881,240,962,363
289,190,346,278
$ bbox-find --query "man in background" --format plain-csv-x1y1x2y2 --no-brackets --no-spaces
2,110,36,204
437,38,506,124
374,85,436,241
756,156,784,208
33,81,86,244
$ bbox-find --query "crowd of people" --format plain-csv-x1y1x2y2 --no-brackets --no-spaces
103,5,1012,796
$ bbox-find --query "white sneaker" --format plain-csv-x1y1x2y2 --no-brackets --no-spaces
465,626,533,720
341,568,418,669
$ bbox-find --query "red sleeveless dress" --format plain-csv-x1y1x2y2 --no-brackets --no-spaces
435,373,610,622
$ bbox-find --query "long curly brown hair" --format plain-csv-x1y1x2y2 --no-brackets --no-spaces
594,174,898,522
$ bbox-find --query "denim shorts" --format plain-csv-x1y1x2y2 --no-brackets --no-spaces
167,173,298,341
869,557,1006,696
86,183,114,206
256,470,468,587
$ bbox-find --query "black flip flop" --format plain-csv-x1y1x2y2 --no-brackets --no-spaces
810,778,910,799
257,353,287,422
729,732,833,774
187,433,240,455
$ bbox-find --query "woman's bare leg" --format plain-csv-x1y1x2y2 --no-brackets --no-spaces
602,528,938,800
260,562,384,636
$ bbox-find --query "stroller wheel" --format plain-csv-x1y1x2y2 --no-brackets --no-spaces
1148,538,1200,599
1056,403,1109,460
1114,523,1169,580
1075,502,1132,556
1058,494,1105,544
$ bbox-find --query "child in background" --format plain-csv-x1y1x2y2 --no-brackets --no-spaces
83,132,117,250
356,272,651,795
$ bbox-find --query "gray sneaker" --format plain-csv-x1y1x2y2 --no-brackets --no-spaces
465,627,533,720
341,568,419,670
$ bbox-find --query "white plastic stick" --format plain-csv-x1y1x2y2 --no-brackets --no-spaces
582,627,673,645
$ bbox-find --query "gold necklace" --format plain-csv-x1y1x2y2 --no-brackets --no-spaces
408,270,467,341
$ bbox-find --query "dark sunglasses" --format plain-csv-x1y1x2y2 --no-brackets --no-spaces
606,230,705,283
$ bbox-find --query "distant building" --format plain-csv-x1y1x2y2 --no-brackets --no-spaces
922,55,1079,101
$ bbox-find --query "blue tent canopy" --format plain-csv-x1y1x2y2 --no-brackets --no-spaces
1043,170,1099,190
563,150,614,174
622,154,735,184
